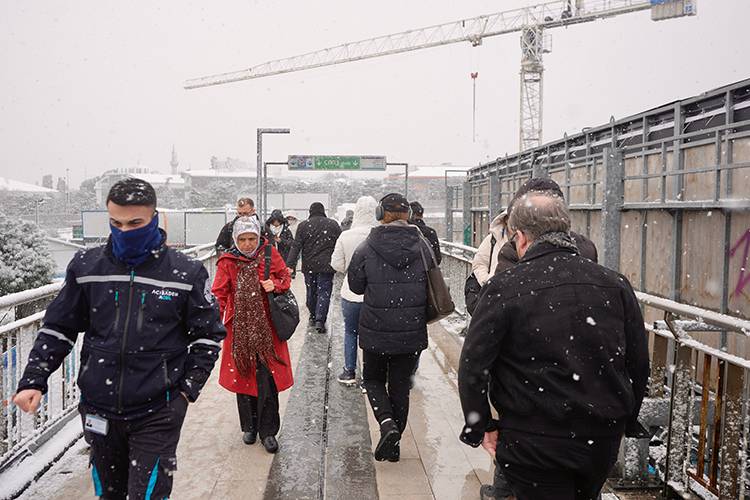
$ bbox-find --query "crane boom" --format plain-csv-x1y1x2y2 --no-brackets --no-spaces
184,0,650,90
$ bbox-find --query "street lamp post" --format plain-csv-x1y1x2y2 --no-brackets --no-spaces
257,128,290,222
34,198,45,226
385,163,409,198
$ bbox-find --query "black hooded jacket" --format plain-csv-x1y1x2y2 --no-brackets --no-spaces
264,209,294,261
347,222,432,354
285,205,342,273
458,241,649,445
411,218,442,265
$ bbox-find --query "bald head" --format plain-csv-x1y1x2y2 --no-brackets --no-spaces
508,192,571,257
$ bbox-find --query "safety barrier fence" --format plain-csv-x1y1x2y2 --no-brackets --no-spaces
440,240,749,500
0,243,218,472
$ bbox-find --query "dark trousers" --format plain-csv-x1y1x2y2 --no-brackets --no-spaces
79,397,188,500
236,361,280,438
362,351,419,432
496,429,620,500
303,272,334,323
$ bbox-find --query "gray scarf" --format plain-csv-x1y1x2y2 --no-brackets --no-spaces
529,231,578,253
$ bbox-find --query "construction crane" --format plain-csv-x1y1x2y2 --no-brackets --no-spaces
185,0,696,152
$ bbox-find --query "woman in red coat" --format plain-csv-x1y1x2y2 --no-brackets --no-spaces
211,217,293,453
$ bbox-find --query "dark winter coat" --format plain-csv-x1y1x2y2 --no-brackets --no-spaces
17,231,226,420
411,218,442,265
458,241,649,446
340,215,353,231
347,221,431,355
215,214,261,253
492,231,598,275
285,210,342,273
211,241,294,396
264,211,294,262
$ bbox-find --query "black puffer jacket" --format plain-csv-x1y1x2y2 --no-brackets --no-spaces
459,242,649,445
285,207,341,273
347,222,431,355
18,232,226,420
411,218,442,265
493,231,597,275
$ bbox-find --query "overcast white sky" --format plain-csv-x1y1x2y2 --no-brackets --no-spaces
1,0,747,188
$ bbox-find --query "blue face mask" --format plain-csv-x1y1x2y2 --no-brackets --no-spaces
110,213,163,267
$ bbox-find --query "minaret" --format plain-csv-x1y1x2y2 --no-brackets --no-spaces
170,145,179,175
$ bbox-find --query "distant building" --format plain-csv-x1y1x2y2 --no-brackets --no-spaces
0,176,58,194
94,165,186,206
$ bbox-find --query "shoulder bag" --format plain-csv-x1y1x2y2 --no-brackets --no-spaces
264,245,300,341
418,240,455,324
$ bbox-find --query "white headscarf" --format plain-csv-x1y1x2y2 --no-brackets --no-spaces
232,217,262,257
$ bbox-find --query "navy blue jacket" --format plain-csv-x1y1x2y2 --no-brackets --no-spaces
17,232,226,420
347,222,431,355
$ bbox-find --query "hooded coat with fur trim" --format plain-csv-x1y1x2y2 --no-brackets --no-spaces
347,222,431,354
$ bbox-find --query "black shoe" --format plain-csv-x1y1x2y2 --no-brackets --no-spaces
242,430,257,445
314,321,327,334
262,435,279,454
386,441,400,463
308,318,316,328
337,369,356,386
374,420,400,462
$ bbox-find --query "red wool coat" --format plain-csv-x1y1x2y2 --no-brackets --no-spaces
211,242,294,396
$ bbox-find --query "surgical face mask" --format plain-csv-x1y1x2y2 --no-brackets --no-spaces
270,225,282,236
110,214,162,267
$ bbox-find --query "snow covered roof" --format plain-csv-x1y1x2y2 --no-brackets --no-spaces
0,177,58,193
183,169,255,178
135,173,185,186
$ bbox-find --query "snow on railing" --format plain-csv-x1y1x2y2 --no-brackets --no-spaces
439,239,750,499
0,243,218,473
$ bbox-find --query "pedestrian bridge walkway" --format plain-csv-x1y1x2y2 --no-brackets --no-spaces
11,278,494,500
2,243,749,499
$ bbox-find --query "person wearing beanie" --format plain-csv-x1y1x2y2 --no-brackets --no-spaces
347,193,433,462
285,202,342,333
211,216,294,454
408,201,442,265
13,178,226,499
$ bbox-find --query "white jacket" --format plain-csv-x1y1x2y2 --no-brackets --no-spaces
330,196,378,302
472,212,509,285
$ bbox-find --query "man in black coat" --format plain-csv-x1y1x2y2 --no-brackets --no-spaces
286,202,342,333
215,197,260,253
348,193,432,463
493,178,597,276
13,178,226,500
409,201,442,265
458,192,649,500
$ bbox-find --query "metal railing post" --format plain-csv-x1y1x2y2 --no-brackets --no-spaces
601,147,624,271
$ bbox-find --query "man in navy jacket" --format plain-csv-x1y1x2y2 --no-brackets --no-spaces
13,178,226,500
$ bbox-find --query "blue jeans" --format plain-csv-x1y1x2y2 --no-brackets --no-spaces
303,272,334,323
341,299,362,372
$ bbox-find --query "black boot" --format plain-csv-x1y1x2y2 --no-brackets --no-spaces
242,429,257,445
374,419,400,462
262,435,279,454
314,321,327,334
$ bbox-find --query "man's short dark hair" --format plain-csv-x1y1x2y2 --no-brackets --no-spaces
237,197,254,208
508,192,570,241
107,178,157,207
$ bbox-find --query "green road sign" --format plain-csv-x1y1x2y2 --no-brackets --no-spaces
288,155,386,171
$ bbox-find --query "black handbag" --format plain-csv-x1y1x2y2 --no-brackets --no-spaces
418,240,455,324
264,245,300,341
464,235,495,315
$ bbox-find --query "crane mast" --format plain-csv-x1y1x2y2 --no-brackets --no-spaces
186,0,695,151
